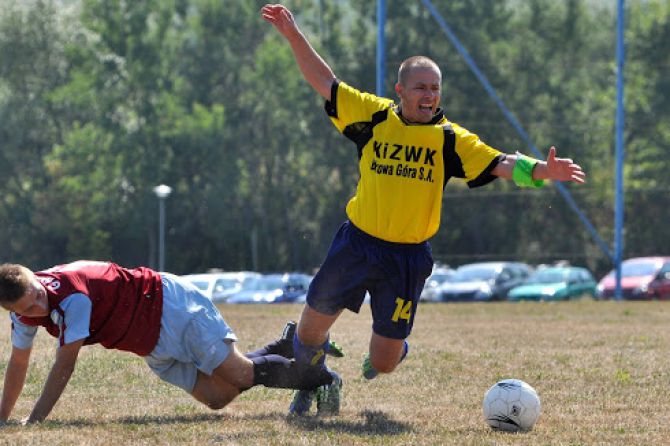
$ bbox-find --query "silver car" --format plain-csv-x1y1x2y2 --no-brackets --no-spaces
182,271,261,303
420,267,455,301
437,262,531,302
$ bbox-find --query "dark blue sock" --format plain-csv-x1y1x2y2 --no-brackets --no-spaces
293,334,330,366
400,340,409,362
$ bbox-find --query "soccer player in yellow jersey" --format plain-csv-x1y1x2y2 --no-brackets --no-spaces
261,3,585,416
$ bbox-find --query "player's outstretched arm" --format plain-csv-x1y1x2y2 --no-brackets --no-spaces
261,4,336,101
492,146,586,184
0,346,32,422
24,339,84,424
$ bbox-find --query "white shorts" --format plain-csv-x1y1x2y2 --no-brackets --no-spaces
144,274,237,392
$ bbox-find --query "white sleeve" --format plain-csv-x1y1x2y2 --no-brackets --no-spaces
10,312,38,350
59,293,92,345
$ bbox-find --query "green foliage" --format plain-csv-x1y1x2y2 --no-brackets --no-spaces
0,0,667,275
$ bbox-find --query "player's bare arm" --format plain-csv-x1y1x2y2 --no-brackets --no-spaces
492,146,586,184
0,346,32,422
25,339,84,424
261,4,336,101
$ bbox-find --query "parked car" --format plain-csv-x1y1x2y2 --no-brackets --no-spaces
437,262,531,302
420,266,456,301
226,273,312,304
648,261,670,300
181,271,261,303
508,266,597,301
597,256,670,300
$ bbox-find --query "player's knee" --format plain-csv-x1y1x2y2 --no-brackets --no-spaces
204,394,233,410
370,355,399,374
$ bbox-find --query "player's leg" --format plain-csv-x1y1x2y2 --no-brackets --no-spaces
289,221,371,415
362,241,433,379
146,273,242,409
149,274,326,409
192,342,334,409
292,305,346,417
191,355,245,410
245,320,344,360
189,344,336,410
363,334,409,378
293,305,342,365
288,305,341,416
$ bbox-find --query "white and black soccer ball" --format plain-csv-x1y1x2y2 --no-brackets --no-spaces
482,379,541,432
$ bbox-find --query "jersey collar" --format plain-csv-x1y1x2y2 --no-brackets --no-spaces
395,106,446,126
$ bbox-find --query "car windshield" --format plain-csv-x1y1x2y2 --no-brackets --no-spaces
215,278,240,289
285,280,307,291
526,269,567,284
621,262,659,277
190,281,210,291
607,261,660,278
428,272,453,284
451,266,497,282
242,276,285,291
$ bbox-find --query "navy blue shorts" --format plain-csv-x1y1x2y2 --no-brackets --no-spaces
306,221,434,339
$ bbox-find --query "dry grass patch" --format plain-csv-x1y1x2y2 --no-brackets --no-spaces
1,300,669,445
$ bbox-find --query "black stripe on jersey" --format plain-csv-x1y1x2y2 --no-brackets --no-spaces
467,154,505,188
324,80,341,118
442,123,463,189
343,110,389,160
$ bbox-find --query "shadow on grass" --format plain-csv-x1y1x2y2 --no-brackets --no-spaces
23,409,411,437
286,409,412,436
30,412,228,428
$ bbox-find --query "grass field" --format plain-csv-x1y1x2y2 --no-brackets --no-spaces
1,300,670,445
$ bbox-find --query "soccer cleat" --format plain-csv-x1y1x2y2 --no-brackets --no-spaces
249,320,297,359
288,389,314,416
327,340,345,358
361,354,378,380
316,371,342,416
282,320,297,341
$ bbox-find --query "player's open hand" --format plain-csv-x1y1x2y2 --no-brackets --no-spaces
545,146,586,184
261,4,298,38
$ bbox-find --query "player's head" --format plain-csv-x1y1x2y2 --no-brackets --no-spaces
0,264,49,317
395,56,442,124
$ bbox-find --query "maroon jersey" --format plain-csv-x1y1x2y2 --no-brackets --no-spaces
17,261,163,356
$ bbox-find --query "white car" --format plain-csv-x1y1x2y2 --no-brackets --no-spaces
420,267,455,301
437,262,531,302
226,273,312,304
182,271,261,303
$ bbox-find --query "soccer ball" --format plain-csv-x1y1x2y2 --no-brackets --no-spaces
482,379,541,432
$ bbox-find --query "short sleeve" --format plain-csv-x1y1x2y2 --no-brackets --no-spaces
59,293,92,345
10,312,38,350
325,81,395,133
452,123,504,187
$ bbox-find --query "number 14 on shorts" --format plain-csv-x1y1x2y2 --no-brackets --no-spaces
392,297,412,323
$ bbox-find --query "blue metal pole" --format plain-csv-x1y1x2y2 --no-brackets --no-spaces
376,0,386,96
614,0,625,300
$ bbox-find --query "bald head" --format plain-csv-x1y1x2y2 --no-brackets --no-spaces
397,56,441,86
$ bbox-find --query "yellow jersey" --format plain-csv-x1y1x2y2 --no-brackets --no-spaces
325,80,503,243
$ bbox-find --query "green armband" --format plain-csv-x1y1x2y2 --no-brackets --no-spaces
512,153,544,188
